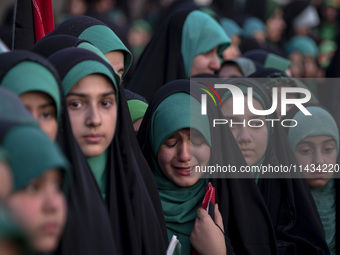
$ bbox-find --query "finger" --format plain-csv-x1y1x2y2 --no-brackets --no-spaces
196,207,209,221
214,203,224,231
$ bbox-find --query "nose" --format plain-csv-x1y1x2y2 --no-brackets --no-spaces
209,52,221,71
236,126,252,145
314,149,325,166
177,140,191,162
42,186,64,214
86,105,101,127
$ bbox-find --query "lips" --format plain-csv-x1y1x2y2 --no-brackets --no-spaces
40,222,60,235
83,134,103,143
174,166,194,176
240,148,252,155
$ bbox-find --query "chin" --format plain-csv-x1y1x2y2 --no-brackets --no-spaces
306,178,331,188
33,238,58,253
82,147,106,158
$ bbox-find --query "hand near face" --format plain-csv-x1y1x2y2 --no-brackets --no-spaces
190,204,226,255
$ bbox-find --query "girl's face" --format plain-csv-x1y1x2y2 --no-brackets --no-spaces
221,96,268,166
190,47,221,76
7,169,66,253
20,92,58,141
66,74,117,157
294,135,337,187
104,51,125,77
157,128,210,187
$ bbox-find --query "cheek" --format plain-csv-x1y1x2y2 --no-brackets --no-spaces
294,153,312,167
8,196,40,231
41,120,58,141
67,110,82,137
107,107,118,139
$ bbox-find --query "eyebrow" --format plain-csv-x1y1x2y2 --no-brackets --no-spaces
66,91,115,98
39,102,55,108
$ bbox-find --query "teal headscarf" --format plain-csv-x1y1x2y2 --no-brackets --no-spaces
78,25,132,76
0,87,38,127
150,93,210,254
220,18,243,37
0,204,31,254
243,17,266,38
2,125,69,191
286,35,319,58
181,10,231,77
287,106,339,255
287,106,339,153
1,61,62,122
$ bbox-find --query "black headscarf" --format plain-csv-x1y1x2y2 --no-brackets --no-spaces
47,47,168,255
224,78,330,254
137,79,279,255
32,34,89,58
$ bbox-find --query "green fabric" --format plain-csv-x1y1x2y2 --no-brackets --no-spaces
1,61,61,122
220,18,243,37
77,42,112,64
231,57,256,76
181,10,230,77
62,60,118,96
2,125,69,191
286,36,318,58
130,19,152,34
87,150,108,199
0,204,31,254
0,147,7,162
150,93,211,155
0,88,38,126
264,53,291,71
310,179,336,255
150,92,210,254
127,99,148,123
79,25,132,76
320,23,337,41
288,106,339,153
242,17,266,37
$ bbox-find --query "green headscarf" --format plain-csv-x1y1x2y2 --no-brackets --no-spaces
242,17,266,37
286,35,319,58
0,87,38,127
62,60,118,96
150,93,210,254
220,17,243,37
181,10,231,77
0,204,31,254
127,99,149,123
78,25,132,76
1,61,61,122
0,147,7,163
264,53,291,71
287,106,339,153
2,125,69,191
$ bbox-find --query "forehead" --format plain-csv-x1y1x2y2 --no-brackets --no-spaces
300,135,334,144
70,74,115,93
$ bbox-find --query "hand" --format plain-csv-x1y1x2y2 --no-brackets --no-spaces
190,204,226,255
